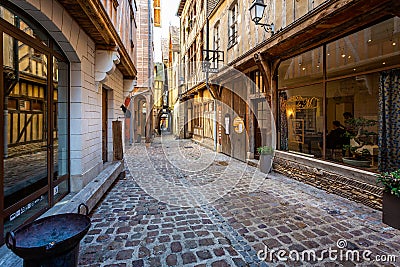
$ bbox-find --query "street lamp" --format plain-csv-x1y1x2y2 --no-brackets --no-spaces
249,0,274,34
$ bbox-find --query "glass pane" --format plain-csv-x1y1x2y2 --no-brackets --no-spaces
0,5,49,45
54,180,68,203
327,74,379,171
327,17,400,79
53,58,69,181
3,33,48,212
283,84,324,158
278,47,323,88
4,192,48,234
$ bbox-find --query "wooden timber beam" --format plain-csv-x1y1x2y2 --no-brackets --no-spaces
229,0,396,69
58,0,137,78
253,52,280,122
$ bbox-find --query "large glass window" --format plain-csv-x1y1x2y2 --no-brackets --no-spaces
278,47,323,88
327,17,400,79
326,74,379,171
282,85,324,158
278,17,399,172
1,3,69,243
3,33,49,218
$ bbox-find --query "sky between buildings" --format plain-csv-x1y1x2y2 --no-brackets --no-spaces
154,0,180,62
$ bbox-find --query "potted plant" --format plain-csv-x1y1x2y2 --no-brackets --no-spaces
257,146,274,174
342,117,378,167
377,169,400,230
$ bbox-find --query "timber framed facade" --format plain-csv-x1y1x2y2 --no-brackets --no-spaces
176,0,400,209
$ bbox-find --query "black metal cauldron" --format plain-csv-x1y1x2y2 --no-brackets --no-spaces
5,203,91,267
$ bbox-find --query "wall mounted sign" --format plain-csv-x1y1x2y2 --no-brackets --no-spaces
233,117,244,134
225,115,230,135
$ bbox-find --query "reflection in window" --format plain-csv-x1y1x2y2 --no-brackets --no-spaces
327,17,400,78
250,71,265,94
3,34,48,212
278,47,323,88
280,84,324,158
327,74,379,171
0,6,49,45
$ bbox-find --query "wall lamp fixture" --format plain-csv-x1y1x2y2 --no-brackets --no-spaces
249,0,274,34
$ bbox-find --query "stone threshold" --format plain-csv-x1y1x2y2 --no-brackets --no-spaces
0,161,124,267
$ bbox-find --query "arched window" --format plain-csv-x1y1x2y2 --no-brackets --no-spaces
0,2,69,243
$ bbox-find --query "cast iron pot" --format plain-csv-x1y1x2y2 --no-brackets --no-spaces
5,203,91,263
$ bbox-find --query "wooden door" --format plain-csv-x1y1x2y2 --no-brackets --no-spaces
254,110,262,160
221,88,232,156
231,90,247,161
102,88,108,162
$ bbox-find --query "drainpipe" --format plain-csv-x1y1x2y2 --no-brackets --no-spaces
146,0,152,140
204,17,217,151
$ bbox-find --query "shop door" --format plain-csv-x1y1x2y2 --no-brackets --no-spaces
221,89,232,156
231,92,246,162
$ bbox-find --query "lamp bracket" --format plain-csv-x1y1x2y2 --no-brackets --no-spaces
255,22,274,34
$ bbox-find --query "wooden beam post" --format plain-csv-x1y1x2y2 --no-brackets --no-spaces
253,52,280,121
254,53,281,148
112,120,123,160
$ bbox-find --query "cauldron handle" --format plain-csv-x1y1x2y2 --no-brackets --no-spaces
5,231,16,250
78,203,89,215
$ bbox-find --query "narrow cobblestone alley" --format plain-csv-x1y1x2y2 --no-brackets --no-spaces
78,135,400,267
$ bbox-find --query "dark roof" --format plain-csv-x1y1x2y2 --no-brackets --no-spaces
176,0,186,16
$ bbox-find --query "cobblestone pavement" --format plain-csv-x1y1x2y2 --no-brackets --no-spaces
79,135,400,267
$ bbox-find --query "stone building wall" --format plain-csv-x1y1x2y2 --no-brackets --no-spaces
12,0,131,191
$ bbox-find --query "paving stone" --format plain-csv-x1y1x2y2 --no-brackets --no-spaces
185,240,198,249
262,238,282,248
116,249,133,260
214,248,225,256
181,252,197,264
138,246,151,258
171,241,182,253
166,254,177,266
212,260,230,267
77,136,400,267
196,250,212,260
184,232,196,238
199,238,215,246
131,260,144,267
148,257,161,267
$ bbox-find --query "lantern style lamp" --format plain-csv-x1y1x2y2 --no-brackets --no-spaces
249,0,274,34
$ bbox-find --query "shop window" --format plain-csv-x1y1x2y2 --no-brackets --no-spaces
250,71,265,94
0,6,49,45
1,3,69,244
281,85,324,158
326,74,379,171
278,17,399,172
278,47,323,89
327,17,400,79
